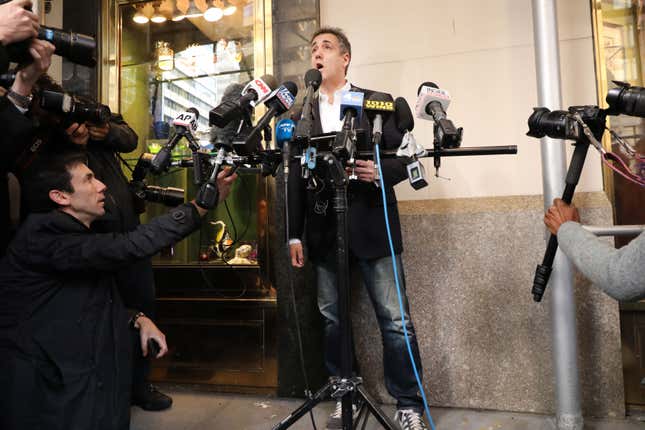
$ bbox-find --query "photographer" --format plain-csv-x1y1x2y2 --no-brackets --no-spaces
288,27,427,430
65,100,175,410
0,32,55,254
544,198,645,301
0,150,237,430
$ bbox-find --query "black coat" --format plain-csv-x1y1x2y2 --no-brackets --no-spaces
287,85,408,262
0,96,38,255
0,203,201,430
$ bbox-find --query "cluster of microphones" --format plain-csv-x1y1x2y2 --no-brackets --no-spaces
135,69,465,210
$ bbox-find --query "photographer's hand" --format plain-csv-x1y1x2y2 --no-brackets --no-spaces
135,315,168,359
0,0,38,46
217,166,238,203
65,122,89,146
544,198,581,235
87,122,110,141
11,38,54,96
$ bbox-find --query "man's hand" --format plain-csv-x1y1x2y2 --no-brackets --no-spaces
11,39,55,96
544,198,580,235
348,159,377,183
87,122,110,141
217,166,238,203
65,122,89,146
136,315,168,359
0,0,38,46
290,242,305,268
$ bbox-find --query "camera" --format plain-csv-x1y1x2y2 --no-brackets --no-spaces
0,0,97,69
39,90,111,124
130,153,185,209
526,105,606,141
606,81,645,118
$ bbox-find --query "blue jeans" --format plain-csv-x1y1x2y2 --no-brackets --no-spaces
316,254,424,412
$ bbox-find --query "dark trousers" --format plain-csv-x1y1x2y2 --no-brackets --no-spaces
315,253,424,412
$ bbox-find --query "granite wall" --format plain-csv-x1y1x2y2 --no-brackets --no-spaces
352,192,624,417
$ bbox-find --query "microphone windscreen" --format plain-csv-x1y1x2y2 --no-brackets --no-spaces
260,74,278,90
416,81,439,95
304,68,322,90
394,97,414,132
222,82,245,99
282,81,299,98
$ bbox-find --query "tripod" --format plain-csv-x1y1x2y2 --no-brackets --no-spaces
272,153,398,430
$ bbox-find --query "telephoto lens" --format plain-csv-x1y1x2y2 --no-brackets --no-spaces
606,81,645,118
526,107,580,140
39,90,111,124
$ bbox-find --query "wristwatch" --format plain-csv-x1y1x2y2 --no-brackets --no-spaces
7,89,33,110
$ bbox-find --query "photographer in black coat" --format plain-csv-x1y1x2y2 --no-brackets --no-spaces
0,150,237,430
0,0,54,253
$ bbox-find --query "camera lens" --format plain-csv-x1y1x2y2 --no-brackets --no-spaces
527,108,578,140
606,82,645,118
144,186,185,207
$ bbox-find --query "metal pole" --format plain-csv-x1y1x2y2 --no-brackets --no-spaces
531,1,583,429
583,225,645,237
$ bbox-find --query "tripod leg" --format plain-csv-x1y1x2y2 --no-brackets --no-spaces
271,382,334,430
355,385,399,430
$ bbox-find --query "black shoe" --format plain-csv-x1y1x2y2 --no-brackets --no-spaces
132,384,173,411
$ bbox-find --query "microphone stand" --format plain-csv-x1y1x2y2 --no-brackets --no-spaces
272,130,398,430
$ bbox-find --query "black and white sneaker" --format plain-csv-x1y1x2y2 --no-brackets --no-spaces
394,409,427,430
326,400,360,429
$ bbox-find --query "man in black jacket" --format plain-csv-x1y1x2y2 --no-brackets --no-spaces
288,27,426,430
0,151,237,430
66,105,174,410
0,0,55,253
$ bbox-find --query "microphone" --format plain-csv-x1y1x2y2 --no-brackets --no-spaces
394,96,414,132
415,81,462,150
209,75,277,127
332,91,364,158
415,82,450,121
151,108,200,173
363,92,395,146
294,68,322,145
240,81,298,154
395,97,428,190
276,118,295,175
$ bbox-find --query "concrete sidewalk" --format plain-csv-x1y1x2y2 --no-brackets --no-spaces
130,388,645,430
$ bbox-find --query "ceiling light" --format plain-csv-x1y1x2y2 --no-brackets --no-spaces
184,0,203,18
222,0,236,15
204,0,223,22
133,4,149,24
171,0,185,21
150,2,167,23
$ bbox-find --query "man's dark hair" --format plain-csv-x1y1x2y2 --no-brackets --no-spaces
22,150,88,213
311,27,351,74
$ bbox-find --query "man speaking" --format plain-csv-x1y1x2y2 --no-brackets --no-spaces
288,27,427,430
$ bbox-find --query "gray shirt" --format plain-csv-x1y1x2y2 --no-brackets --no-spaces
557,221,645,301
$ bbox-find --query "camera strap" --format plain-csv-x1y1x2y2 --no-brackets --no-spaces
573,114,645,187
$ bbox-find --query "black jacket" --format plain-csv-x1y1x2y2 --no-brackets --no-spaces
0,96,38,255
0,203,201,430
287,85,408,262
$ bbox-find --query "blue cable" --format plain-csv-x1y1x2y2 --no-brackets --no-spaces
374,144,436,430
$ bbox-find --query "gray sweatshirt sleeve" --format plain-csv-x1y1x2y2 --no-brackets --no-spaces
557,222,645,301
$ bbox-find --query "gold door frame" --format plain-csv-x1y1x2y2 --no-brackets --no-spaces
590,0,644,203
